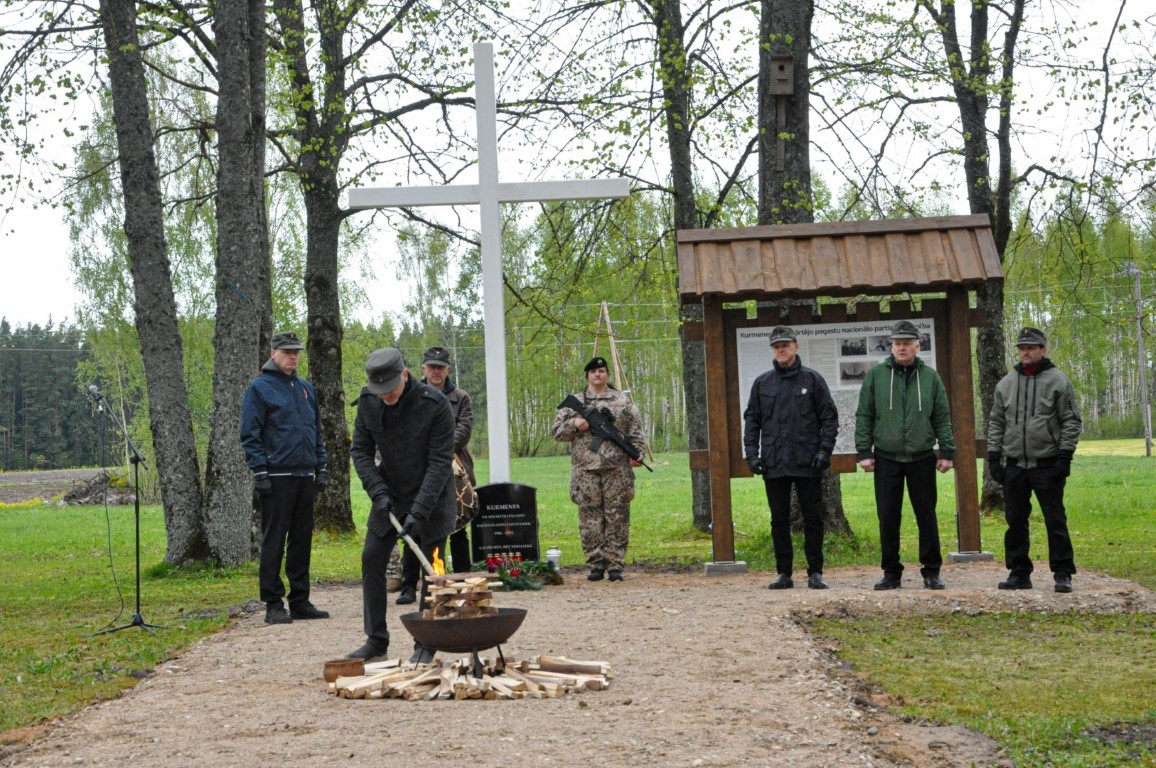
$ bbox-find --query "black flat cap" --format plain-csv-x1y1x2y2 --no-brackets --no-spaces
271,331,304,350
1015,327,1047,347
422,346,451,367
365,347,405,394
889,320,920,340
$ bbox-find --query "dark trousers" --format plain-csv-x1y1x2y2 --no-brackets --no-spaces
449,528,472,573
401,534,453,586
873,455,942,577
370,530,445,648
763,475,825,575
362,528,401,648
258,476,315,607
1003,463,1075,576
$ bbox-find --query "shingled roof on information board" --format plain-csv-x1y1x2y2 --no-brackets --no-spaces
676,214,1002,303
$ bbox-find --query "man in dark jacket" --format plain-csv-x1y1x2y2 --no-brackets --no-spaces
743,326,839,590
855,320,955,591
395,345,478,599
424,346,477,569
240,331,329,625
987,327,1082,593
346,347,457,662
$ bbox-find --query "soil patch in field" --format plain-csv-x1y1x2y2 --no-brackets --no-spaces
0,468,106,505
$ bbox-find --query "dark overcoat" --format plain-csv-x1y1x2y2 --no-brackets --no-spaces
742,358,838,478
351,376,456,542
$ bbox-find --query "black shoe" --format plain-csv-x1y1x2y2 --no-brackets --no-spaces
608,570,624,582
768,573,794,590
289,601,330,620
587,568,605,581
396,585,417,605
923,575,946,590
1054,573,1073,593
346,641,388,661
264,603,292,624
998,572,1033,590
807,573,828,590
408,645,436,665
873,575,902,591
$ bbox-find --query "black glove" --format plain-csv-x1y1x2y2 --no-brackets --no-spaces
746,456,766,476
370,494,392,517
315,468,328,490
1055,451,1073,479
988,453,1005,485
400,513,419,538
810,451,831,472
253,472,272,497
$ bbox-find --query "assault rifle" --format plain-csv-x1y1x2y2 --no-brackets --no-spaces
558,394,653,472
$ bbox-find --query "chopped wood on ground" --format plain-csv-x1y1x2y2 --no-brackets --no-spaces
326,655,613,701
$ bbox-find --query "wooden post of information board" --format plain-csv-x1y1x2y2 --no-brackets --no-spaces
703,296,743,572
946,286,983,555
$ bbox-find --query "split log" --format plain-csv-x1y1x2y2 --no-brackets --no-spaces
325,654,611,702
535,655,611,676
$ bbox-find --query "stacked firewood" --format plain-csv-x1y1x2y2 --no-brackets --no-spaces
327,655,613,701
423,576,504,619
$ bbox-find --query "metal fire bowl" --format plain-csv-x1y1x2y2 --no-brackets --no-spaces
399,607,527,653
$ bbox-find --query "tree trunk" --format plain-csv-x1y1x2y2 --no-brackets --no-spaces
273,0,353,532
98,0,206,563
976,282,1006,511
648,0,712,531
203,0,265,566
757,0,852,537
924,0,1025,512
249,0,273,554
303,191,353,531
757,0,813,224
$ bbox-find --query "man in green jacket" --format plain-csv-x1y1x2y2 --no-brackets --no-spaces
987,327,1082,593
855,320,955,590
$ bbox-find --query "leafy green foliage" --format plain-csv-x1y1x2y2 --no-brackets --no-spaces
1003,203,1154,438
501,192,685,457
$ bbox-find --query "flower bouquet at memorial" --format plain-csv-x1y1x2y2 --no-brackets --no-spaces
515,558,564,587
485,553,549,591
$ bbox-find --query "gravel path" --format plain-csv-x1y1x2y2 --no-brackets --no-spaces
5,562,1151,768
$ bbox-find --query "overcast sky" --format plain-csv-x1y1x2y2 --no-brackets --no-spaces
1,204,76,328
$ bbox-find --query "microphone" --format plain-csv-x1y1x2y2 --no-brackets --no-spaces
88,385,103,402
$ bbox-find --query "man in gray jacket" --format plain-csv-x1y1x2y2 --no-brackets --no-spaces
345,347,457,662
987,327,1082,593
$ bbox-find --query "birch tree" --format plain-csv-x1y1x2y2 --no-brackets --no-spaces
97,0,206,561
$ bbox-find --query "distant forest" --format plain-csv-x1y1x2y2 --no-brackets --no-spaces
0,319,101,471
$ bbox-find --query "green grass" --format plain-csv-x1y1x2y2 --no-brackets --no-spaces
2,444,1154,761
813,612,1156,767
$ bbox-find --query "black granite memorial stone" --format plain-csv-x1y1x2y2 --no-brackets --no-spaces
470,483,539,563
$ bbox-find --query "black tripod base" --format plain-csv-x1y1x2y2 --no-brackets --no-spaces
91,613,165,636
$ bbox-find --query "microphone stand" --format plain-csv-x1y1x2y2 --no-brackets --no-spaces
93,391,163,635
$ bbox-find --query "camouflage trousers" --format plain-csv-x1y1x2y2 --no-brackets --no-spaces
386,543,401,575
571,466,635,572
385,543,402,590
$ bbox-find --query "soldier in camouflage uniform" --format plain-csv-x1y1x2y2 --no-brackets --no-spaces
553,356,648,582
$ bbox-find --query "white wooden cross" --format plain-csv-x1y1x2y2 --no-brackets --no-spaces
348,42,630,483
